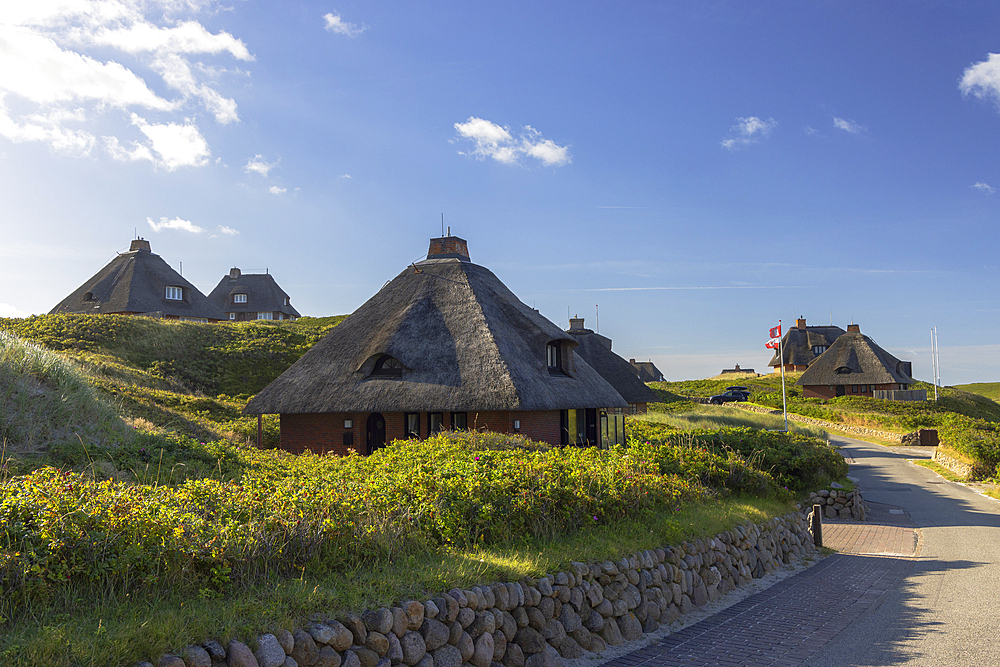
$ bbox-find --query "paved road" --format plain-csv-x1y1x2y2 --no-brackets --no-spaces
601,435,1000,667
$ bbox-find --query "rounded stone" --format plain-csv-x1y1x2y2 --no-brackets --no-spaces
180,645,211,667
157,655,185,667
400,632,427,666
513,627,546,655
256,634,288,667
457,632,475,662
366,632,390,656
386,633,404,664
342,650,362,667
316,647,342,667
292,629,321,666
354,646,380,667
432,644,462,667
470,631,495,667
364,609,395,636
491,630,507,662
421,619,450,652
502,643,524,667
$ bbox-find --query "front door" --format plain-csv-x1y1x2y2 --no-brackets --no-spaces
366,412,386,454
835,385,846,397
585,408,598,446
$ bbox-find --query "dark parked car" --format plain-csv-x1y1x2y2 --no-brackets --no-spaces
709,390,748,405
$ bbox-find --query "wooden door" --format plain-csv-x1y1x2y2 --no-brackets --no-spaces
366,413,386,454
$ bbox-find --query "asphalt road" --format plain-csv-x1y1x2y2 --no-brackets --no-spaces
805,435,1000,667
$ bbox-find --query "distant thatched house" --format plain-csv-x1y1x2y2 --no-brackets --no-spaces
208,268,301,321
50,238,225,322
797,324,923,400
629,360,664,382
566,317,659,425
768,318,846,372
244,235,629,454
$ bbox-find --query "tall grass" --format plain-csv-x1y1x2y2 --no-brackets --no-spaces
642,404,829,439
0,331,128,459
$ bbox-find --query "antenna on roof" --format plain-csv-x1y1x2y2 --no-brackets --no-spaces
441,213,444,237
595,304,599,333
180,261,182,276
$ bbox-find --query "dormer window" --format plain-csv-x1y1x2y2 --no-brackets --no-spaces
835,366,852,374
284,296,290,306
234,294,247,303
371,355,404,377
165,286,183,300
546,341,564,375
812,345,827,356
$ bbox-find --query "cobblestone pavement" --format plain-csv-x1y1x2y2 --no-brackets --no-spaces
600,503,917,667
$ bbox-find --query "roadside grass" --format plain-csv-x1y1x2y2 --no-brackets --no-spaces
641,403,829,440
912,460,967,483
0,495,790,667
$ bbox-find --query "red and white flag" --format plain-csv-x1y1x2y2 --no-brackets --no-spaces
765,323,782,349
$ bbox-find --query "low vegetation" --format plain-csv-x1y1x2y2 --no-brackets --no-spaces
0,315,847,666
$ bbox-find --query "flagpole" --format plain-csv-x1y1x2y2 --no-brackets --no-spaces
779,319,788,431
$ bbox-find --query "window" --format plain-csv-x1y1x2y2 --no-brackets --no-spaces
451,412,467,430
284,297,290,306
257,312,273,320
233,294,247,303
852,385,858,393
165,286,183,300
812,345,827,356
405,413,420,439
429,413,444,432
371,355,404,377
546,341,564,375
229,313,235,320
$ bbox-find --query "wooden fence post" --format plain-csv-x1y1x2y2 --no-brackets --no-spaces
811,504,823,548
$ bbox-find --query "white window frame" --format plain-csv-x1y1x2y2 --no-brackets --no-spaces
165,286,183,300
233,293,247,303
229,312,236,320
257,312,273,320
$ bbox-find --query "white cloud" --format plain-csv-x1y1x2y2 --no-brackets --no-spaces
453,116,571,167
0,302,30,318
130,113,210,170
972,181,995,194
218,225,239,235
960,53,1000,107
833,117,865,134
720,116,777,150
0,1,251,162
245,154,276,176
323,13,365,37
147,216,204,233
340,173,352,179
269,185,287,194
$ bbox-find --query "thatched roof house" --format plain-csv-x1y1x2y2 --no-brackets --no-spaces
767,317,846,372
566,317,659,415
629,360,664,382
208,268,301,321
245,235,629,454
50,239,225,322
797,324,920,399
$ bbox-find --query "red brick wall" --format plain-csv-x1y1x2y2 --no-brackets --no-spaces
278,409,570,455
801,383,901,399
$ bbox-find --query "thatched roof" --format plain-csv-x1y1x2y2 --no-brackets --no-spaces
50,239,226,321
631,361,664,382
767,322,846,368
566,319,659,405
245,240,628,414
797,329,914,386
208,269,301,318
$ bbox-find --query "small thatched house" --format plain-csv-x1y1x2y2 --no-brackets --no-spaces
629,359,664,382
797,324,922,400
50,238,225,322
768,317,846,372
566,317,659,427
244,235,629,454
208,268,301,321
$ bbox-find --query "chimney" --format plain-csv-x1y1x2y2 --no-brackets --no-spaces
229,267,241,280
427,235,470,261
569,316,586,331
629,359,636,364
847,323,860,333
796,317,807,329
130,238,151,253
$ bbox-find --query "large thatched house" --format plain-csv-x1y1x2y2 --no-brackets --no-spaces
797,324,922,400
50,238,225,322
768,317,846,372
565,317,660,424
208,268,301,321
245,235,629,454
630,360,664,382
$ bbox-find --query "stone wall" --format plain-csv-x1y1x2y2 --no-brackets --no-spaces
728,403,904,443
145,513,816,667
932,449,980,479
800,487,867,521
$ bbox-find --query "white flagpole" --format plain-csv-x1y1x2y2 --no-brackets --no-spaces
779,319,787,431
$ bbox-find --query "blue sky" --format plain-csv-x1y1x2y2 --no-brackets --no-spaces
2,1,1000,384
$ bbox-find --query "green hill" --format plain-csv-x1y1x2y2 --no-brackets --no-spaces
954,382,1000,403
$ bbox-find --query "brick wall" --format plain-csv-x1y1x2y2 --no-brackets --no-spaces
278,409,572,454
802,382,901,399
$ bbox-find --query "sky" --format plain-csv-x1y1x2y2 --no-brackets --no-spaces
3,1,1000,385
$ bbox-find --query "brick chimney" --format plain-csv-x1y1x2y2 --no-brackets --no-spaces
427,235,470,261
569,316,586,331
229,267,241,280
796,317,807,329
847,323,861,333
130,238,151,252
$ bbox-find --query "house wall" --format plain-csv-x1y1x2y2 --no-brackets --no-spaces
801,383,902,399
278,409,567,454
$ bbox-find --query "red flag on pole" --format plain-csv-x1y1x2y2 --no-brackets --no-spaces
765,323,782,349
769,324,781,339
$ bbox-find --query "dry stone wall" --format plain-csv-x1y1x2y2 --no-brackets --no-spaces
143,513,815,667
800,487,867,521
